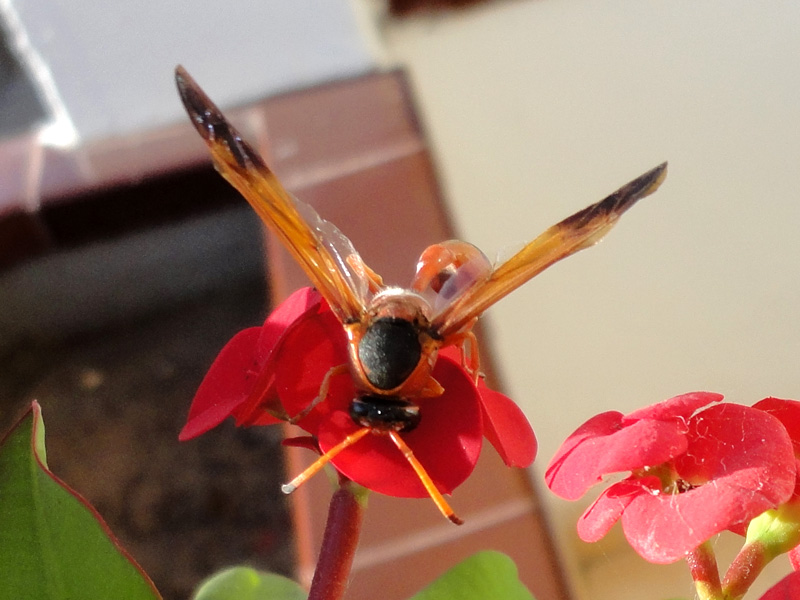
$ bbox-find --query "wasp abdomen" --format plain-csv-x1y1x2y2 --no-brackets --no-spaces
358,317,422,390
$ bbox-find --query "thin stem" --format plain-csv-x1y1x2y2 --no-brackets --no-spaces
722,541,768,600
686,542,723,600
307,482,365,600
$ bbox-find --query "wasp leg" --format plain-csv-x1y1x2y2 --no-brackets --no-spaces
288,363,349,424
359,258,385,293
388,430,463,525
448,328,482,385
344,253,384,294
281,427,371,494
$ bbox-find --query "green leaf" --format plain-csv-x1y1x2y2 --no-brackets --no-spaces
0,401,161,600
192,566,306,600
410,551,534,600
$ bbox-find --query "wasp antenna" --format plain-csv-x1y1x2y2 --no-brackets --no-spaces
282,427,371,494
388,431,463,525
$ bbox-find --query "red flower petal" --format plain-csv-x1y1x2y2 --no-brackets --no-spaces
546,392,723,501
282,435,321,453
233,288,329,427
546,411,622,499
623,476,770,564
759,571,800,600
789,545,800,571
316,357,484,498
179,327,267,440
578,477,656,542
623,404,796,564
438,345,536,467
478,382,537,467
256,287,324,359
622,391,722,424
673,403,795,487
622,485,743,564
545,411,689,501
180,287,324,439
753,397,800,456
271,307,349,433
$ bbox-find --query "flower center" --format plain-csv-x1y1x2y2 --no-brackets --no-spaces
636,464,698,495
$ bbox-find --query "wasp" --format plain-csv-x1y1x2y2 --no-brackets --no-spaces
176,66,666,523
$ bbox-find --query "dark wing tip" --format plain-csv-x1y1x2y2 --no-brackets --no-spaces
599,161,668,215
627,161,668,200
175,66,217,140
562,161,668,230
174,66,262,171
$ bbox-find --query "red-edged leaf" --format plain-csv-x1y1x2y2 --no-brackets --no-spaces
0,402,161,599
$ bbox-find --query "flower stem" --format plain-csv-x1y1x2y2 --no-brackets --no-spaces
686,542,723,600
307,482,366,600
721,541,768,600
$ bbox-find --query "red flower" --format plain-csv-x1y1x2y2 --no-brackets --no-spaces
758,571,800,600
181,287,536,499
751,398,800,567
545,392,796,563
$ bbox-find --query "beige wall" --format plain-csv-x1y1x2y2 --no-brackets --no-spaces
354,1,800,598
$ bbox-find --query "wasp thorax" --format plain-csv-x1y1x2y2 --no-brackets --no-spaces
357,290,433,391
358,318,421,390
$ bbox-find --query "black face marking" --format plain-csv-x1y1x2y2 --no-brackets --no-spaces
349,396,421,432
358,318,422,390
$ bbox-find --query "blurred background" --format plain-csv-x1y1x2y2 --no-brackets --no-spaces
1,1,799,599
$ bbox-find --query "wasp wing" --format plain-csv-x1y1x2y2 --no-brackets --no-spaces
432,162,667,339
175,66,370,323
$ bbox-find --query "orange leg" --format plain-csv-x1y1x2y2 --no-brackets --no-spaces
288,363,349,424
346,254,384,294
461,330,481,384
283,424,463,525
448,329,482,384
388,431,463,525
281,427,371,494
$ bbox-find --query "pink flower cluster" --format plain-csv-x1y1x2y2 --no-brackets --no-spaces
546,392,800,565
